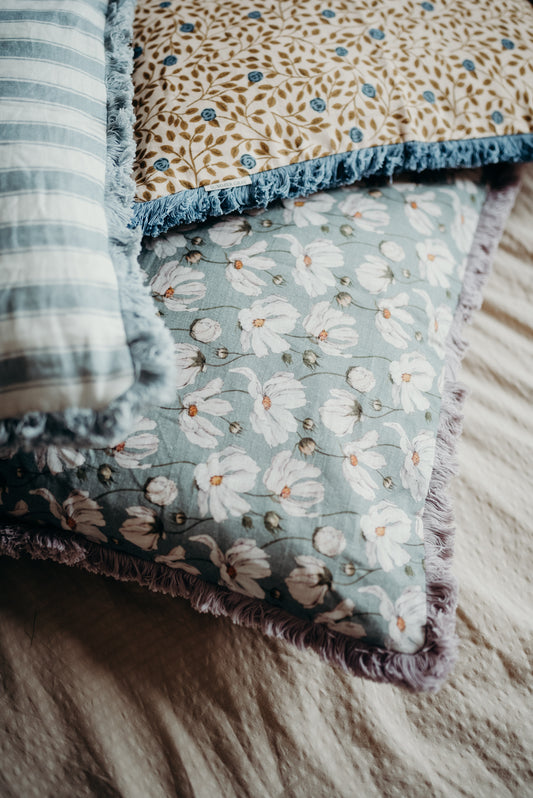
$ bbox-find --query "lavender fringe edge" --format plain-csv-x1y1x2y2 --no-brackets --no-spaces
0,171,520,691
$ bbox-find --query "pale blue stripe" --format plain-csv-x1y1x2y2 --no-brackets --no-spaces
0,223,108,253
0,9,103,39
0,40,104,78
0,284,121,319
0,169,101,198
0,80,105,117
0,123,104,156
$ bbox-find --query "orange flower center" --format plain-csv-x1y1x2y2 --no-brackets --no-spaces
375,526,386,537
234,259,243,270
460,214,465,225
210,475,223,486
349,454,359,467
253,318,265,327
262,395,272,410
412,451,420,466
304,255,313,267
114,442,126,452
434,320,439,332
227,564,237,579
294,201,305,207
427,253,435,261
383,308,391,319
396,616,406,632
353,211,362,218
280,485,291,499
401,372,412,382
318,329,328,341
164,286,175,298
410,201,418,209
67,516,76,530
188,404,198,417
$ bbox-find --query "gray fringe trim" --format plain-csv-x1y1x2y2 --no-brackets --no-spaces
0,0,175,451
0,171,520,690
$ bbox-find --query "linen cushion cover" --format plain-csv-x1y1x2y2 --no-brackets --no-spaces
0,168,519,689
0,0,173,448
130,0,533,236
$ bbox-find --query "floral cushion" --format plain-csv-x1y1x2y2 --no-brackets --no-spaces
0,168,519,689
130,0,533,235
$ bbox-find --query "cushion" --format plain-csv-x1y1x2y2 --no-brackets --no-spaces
0,167,519,690
0,0,174,449
130,0,533,236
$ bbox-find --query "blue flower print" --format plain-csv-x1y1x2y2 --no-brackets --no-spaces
159,2,171,7
361,83,376,98
421,1,434,9
133,45,143,60
310,98,326,112
162,55,177,66
180,23,195,32
501,39,515,50
248,71,263,82
491,111,504,124
349,127,363,143
462,59,475,71
154,158,170,171
369,29,385,40
335,46,348,56
248,11,261,18
322,9,336,18
422,90,435,103
201,108,217,121
240,154,256,169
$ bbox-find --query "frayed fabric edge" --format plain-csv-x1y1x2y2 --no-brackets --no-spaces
0,0,175,451
132,133,532,238
0,169,520,690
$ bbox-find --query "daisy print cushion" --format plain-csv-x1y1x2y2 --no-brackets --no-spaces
0,169,517,690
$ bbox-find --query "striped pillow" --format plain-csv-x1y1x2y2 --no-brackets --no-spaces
0,0,173,448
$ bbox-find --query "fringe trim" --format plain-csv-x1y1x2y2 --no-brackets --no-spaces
0,0,175,451
0,170,520,691
132,133,532,237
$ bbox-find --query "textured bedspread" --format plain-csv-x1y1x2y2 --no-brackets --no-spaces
1,166,532,798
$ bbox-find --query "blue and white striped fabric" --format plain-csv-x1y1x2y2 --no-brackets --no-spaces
0,0,134,419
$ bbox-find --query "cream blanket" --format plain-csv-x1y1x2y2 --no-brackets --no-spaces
1,167,532,798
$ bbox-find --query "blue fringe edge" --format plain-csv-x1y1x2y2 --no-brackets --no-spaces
0,0,175,451
132,133,533,238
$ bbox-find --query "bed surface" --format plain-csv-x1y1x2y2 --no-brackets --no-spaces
1,166,532,798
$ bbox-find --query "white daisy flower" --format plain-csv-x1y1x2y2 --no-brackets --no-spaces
263,449,324,517
355,255,395,294
390,352,435,413
314,599,366,638
360,500,411,572
179,378,232,449
303,300,358,357
312,526,346,557
319,388,363,436
120,506,160,550
208,215,252,247
285,555,332,607
225,240,276,296
239,295,300,357
282,192,334,227
404,191,442,235
34,445,85,475
342,430,386,500
194,446,259,522
379,240,405,262
154,545,200,574
338,194,390,233
190,534,271,598
385,422,436,501
144,229,187,258
375,293,414,349
175,343,207,389
276,234,343,297
144,476,178,506
231,367,305,447
109,417,159,469
30,488,106,543
345,366,376,393
414,289,453,358
416,240,455,288
150,261,206,311
359,584,426,653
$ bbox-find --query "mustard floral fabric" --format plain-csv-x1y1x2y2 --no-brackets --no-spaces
0,172,487,653
132,0,533,201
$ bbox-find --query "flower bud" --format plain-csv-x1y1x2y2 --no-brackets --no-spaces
264,511,281,532
302,350,319,368
190,318,222,343
335,291,352,307
216,347,229,359
191,236,203,246
340,224,353,237
298,437,316,455
372,399,383,412
340,276,351,286
175,511,187,525
302,417,315,431
185,250,202,263
229,421,242,435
